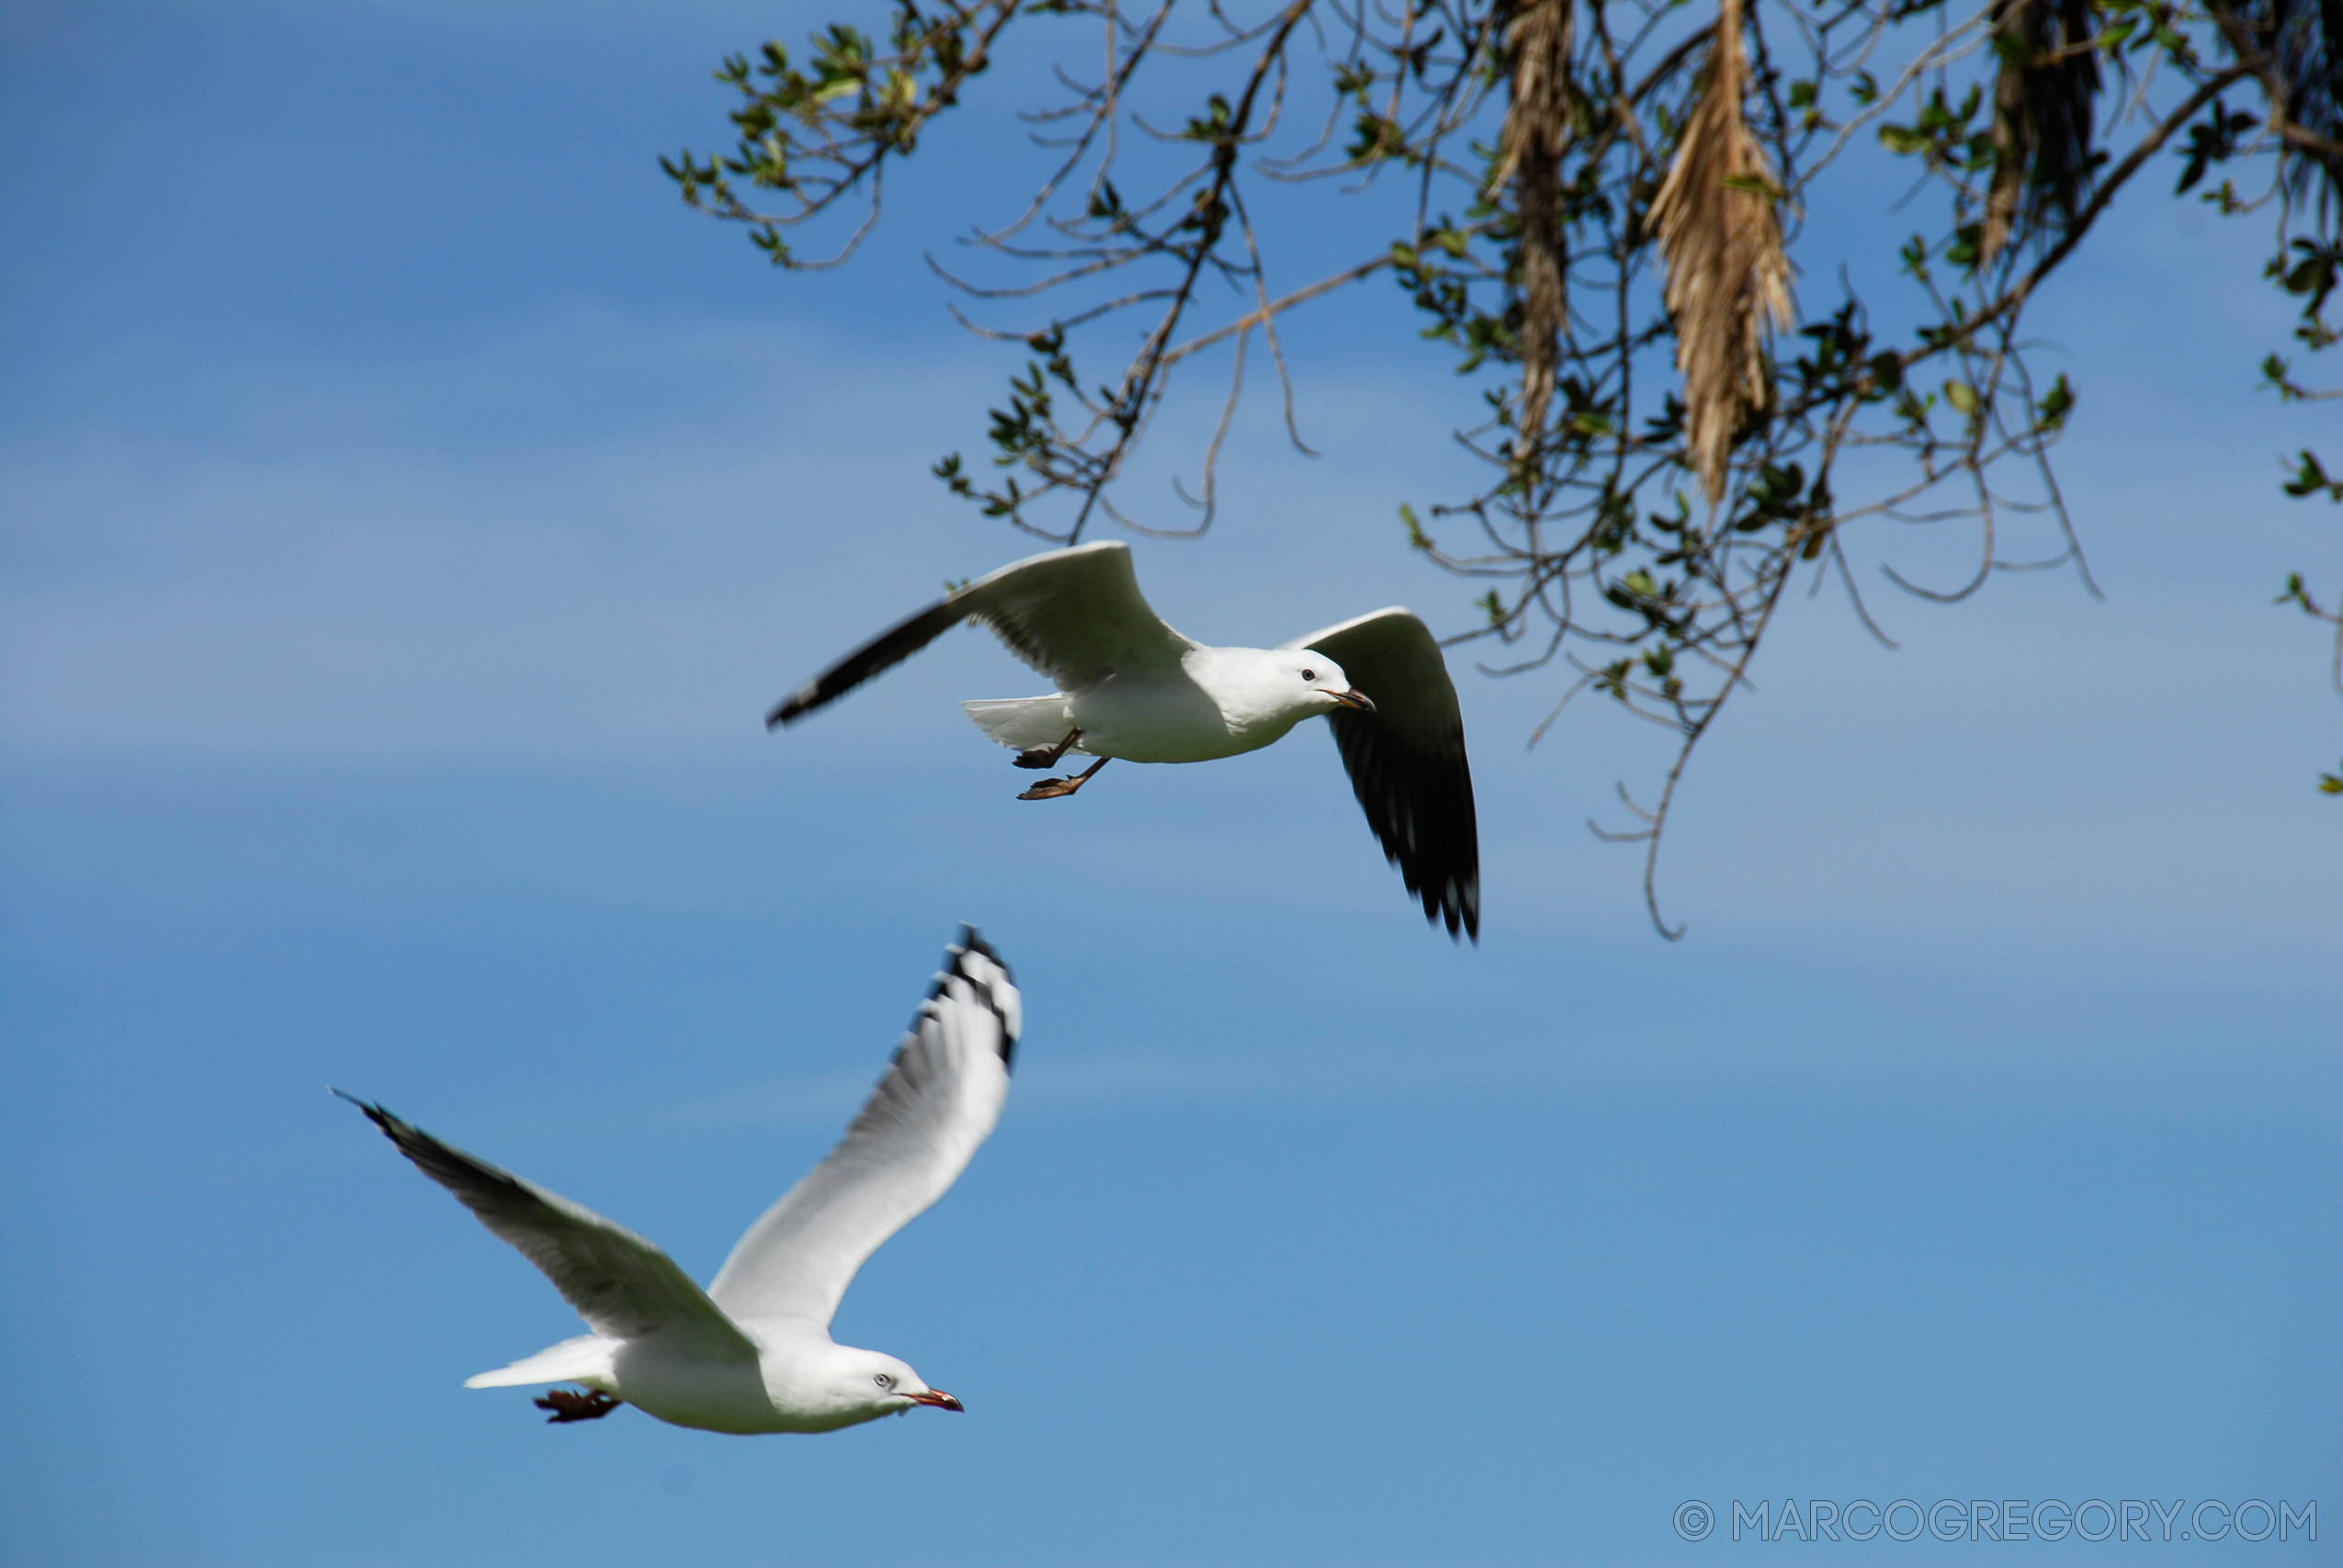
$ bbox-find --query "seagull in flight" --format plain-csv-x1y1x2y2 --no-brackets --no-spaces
769,542,1479,941
336,928,1019,1434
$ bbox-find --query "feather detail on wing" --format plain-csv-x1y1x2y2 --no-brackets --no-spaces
336,1091,757,1363
1285,609,1481,942
767,543,1194,727
707,928,1019,1330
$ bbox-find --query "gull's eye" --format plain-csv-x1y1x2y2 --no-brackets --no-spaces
1301,668,1318,681
874,1372,894,1389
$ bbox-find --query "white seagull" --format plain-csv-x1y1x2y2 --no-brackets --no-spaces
337,928,1019,1434
770,541,1479,941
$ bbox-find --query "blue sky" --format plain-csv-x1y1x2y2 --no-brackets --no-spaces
2,2,2337,1563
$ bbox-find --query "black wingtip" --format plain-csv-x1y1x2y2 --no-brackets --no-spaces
1433,880,1480,944
931,924,1020,1069
332,1086,405,1140
765,687,813,730
951,922,1011,976
764,595,965,737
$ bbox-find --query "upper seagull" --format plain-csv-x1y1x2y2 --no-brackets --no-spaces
769,541,1478,941
337,928,1020,1434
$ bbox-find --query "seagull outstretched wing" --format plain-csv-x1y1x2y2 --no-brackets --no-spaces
769,542,1194,727
707,930,1020,1331
1287,609,1480,941
337,1092,759,1362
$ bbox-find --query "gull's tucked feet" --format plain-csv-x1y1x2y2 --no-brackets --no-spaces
1016,756,1109,800
535,1388,621,1424
765,540,1480,939
1013,728,1082,770
335,931,1019,1438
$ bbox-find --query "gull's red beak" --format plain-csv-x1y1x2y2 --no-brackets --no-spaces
907,1387,965,1412
1324,687,1376,714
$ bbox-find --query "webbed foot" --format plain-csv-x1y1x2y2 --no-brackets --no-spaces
1013,728,1083,769
1016,756,1109,800
535,1388,622,1424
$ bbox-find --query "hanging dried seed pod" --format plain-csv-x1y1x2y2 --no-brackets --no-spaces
1647,0,1793,504
1491,0,1577,460
1980,0,2100,265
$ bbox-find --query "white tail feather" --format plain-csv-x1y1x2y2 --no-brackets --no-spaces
464,1334,615,1389
962,696,1080,754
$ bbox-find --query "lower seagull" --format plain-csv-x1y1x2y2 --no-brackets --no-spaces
337,927,1019,1434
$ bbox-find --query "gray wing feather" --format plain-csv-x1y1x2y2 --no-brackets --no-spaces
708,929,1019,1330
339,1091,756,1360
1285,608,1480,941
768,542,1192,727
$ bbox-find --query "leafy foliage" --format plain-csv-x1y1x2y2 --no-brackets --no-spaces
672,0,2343,919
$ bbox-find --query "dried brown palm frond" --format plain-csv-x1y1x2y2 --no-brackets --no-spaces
2272,0,2343,207
1647,0,1793,506
1981,0,2102,265
1490,0,1577,460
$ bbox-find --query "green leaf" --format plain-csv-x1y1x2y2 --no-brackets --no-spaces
1399,502,1432,551
2282,451,2342,501
2036,374,2075,430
